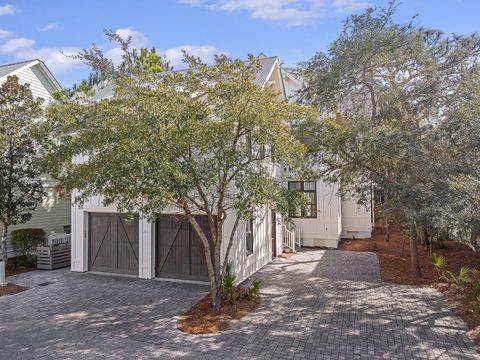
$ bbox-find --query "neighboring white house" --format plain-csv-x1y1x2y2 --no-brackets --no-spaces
70,54,372,284
0,59,71,258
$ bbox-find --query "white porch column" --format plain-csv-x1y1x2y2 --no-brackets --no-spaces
71,191,88,272
139,218,154,279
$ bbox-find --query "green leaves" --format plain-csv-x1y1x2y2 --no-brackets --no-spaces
429,253,446,272
0,76,46,261
43,43,310,225
298,2,480,251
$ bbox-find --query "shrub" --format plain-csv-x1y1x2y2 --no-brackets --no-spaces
429,253,446,274
472,277,480,301
221,262,237,304
11,228,46,256
15,255,37,269
368,238,377,252
458,266,472,287
247,279,261,300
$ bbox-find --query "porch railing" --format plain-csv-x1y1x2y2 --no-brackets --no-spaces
39,232,71,247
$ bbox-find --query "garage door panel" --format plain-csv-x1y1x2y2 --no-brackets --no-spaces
157,216,190,276
156,215,214,281
190,216,211,279
89,213,139,276
116,216,139,275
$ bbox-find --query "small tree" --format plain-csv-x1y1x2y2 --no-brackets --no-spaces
41,32,311,306
298,1,480,276
0,76,45,262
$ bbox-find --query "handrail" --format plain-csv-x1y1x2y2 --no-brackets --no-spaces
282,225,296,252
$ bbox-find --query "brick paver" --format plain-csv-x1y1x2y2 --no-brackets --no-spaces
0,249,478,359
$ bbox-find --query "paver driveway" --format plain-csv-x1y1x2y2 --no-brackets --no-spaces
1,249,478,359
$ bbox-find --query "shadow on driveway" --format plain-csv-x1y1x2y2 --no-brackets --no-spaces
0,249,478,359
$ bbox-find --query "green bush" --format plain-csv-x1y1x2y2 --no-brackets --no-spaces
368,238,377,252
221,262,237,303
458,266,472,287
247,279,261,300
15,255,37,269
429,253,446,273
11,228,46,256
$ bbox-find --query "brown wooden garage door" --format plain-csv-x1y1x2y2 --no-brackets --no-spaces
155,215,212,282
89,213,139,276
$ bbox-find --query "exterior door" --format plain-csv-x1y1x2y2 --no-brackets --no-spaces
89,213,139,276
155,215,212,282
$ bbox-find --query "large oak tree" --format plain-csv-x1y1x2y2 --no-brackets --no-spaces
298,1,480,276
41,33,312,306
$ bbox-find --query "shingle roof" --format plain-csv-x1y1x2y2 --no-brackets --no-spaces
88,55,280,101
0,59,37,79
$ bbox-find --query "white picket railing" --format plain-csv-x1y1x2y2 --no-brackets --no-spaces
282,225,296,252
45,232,71,246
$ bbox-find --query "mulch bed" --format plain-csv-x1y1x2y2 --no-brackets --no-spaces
338,228,480,285
5,257,37,277
0,283,27,297
339,227,480,351
177,294,260,334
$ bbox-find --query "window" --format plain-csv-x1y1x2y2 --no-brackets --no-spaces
288,181,317,218
246,219,254,255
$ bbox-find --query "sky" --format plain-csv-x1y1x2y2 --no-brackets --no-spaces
0,0,478,87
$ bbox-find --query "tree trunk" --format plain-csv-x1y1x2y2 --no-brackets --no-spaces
186,214,222,307
410,219,422,278
223,215,240,268
385,219,390,242
1,223,8,263
401,231,406,257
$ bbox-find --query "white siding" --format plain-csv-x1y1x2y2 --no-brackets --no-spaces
71,191,273,283
3,64,56,107
341,197,372,239
291,180,342,248
222,208,272,285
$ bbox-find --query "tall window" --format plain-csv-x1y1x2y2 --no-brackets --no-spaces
288,181,317,218
246,219,254,255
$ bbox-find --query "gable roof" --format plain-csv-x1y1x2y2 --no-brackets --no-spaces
0,59,36,78
0,59,62,90
88,54,282,102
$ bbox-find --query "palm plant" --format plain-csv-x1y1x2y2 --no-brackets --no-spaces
429,253,446,274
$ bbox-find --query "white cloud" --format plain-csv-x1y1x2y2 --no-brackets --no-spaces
0,26,224,79
0,37,82,74
332,0,371,12
19,47,83,74
103,28,223,69
0,4,17,16
0,37,35,54
163,45,224,68
0,28,13,39
113,28,148,48
36,23,60,32
105,27,149,65
179,0,370,25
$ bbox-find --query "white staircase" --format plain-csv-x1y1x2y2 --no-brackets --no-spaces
282,225,297,252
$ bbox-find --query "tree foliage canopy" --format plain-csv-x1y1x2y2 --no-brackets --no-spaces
0,76,45,262
298,1,480,255
41,35,313,304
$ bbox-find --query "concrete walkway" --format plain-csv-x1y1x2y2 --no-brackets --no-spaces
0,249,478,359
